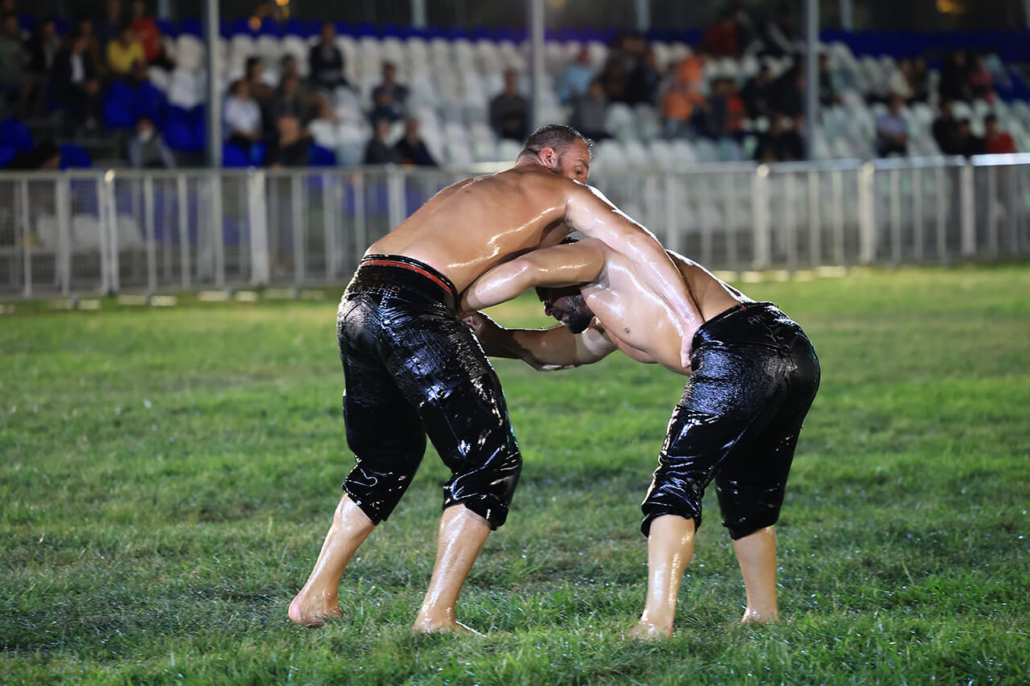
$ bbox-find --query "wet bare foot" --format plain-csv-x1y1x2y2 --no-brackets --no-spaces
627,621,673,640
412,617,484,636
288,591,342,628
741,608,778,625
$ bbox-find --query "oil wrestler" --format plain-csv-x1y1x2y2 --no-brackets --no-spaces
288,125,703,633
462,237,820,638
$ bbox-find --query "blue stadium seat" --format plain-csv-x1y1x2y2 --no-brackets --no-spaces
59,144,92,169
309,145,337,167
135,82,168,126
0,118,33,153
249,142,267,166
103,82,137,129
0,146,16,168
223,143,250,168
164,121,195,152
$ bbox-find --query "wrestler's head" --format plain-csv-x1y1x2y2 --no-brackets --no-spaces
517,124,593,183
536,285,594,333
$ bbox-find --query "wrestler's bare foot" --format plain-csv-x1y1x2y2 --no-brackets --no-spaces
288,591,343,628
740,607,778,625
412,615,484,636
627,620,673,640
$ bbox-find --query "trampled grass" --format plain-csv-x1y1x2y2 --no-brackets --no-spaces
1,266,1028,684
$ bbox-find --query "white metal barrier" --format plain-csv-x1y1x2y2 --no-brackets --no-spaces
2,155,1029,298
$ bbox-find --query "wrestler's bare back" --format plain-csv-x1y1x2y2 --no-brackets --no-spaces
368,167,575,293
584,243,751,374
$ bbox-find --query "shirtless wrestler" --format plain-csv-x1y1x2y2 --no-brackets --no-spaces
461,237,821,638
288,125,703,633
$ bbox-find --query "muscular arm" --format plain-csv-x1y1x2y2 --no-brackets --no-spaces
564,184,703,366
461,240,606,311
464,312,616,369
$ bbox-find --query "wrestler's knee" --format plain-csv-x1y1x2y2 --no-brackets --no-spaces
443,440,522,530
716,478,785,540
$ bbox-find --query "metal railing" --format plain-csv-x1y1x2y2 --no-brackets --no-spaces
2,154,1029,299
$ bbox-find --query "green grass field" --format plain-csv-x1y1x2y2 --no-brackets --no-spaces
2,266,1028,684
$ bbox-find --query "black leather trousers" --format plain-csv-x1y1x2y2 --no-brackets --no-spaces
336,255,521,530
641,301,820,540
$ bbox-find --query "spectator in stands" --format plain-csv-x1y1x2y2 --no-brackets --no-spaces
96,0,124,52
265,71,304,139
24,17,58,115
624,49,660,106
307,95,338,150
598,55,628,104
53,29,101,132
954,118,984,157
280,54,305,91
730,0,758,55
74,19,103,77
818,53,840,107
570,79,610,142
3,137,58,169
394,117,436,167
364,118,399,164
106,23,144,78
662,59,707,139
875,94,909,157
783,115,806,160
968,53,993,102
266,115,308,168
754,114,790,162
939,52,971,103
909,56,930,103
775,67,805,118
245,56,273,105
984,114,1017,155
714,77,747,138
700,10,739,58
741,64,776,119
130,0,172,70
557,46,594,104
368,88,400,125
933,100,960,155
888,57,914,103
489,67,529,141
224,79,262,154
372,61,409,119
309,22,348,92
0,12,29,116
127,115,175,168
761,7,801,58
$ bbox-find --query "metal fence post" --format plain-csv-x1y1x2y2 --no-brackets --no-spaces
831,169,844,266
912,167,924,262
387,169,405,235
663,175,680,254
95,176,110,294
986,164,999,259
960,162,975,258
291,173,305,285
808,170,820,266
889,168,902,265
144,175,157,293
103,171,119,293
56,175,71,294
248,170,269,285
700,176,714,265
752,165,771,269
211,172,225,288
18,179,31,297
723,173,739,270
177,174,190,290
784,172,797,269
354,173,367,266
935,166,948,264
858,162,875,265
323,171,338,282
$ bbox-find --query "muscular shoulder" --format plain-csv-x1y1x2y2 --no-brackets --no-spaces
504,166,581,203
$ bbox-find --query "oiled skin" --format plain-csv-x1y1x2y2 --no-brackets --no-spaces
369,169,583,294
